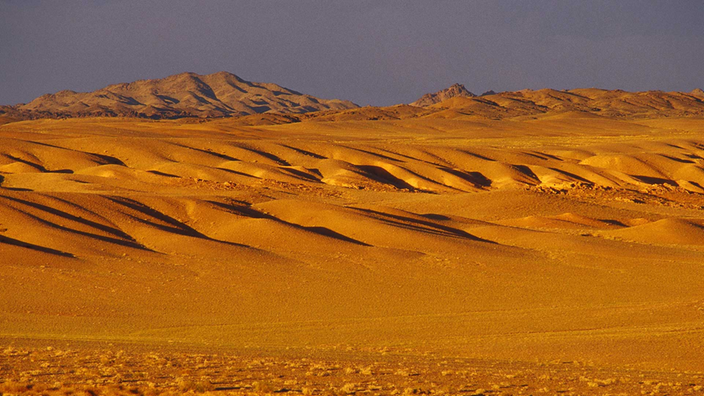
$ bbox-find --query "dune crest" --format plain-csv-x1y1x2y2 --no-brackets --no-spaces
2,108,704,377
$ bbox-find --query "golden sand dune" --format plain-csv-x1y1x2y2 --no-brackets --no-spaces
2,113,704,380
602,218,704,246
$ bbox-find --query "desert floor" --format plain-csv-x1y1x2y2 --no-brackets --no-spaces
2,114,704,394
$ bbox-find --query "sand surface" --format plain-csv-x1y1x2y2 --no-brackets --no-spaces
2,115,704,392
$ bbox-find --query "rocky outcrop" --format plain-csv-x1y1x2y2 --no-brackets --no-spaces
410,83,475,107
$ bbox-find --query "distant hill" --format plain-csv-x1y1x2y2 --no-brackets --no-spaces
404,85,704,119
4,77,704,123
11,71,358,119
212,86,704,127
426,88,704,119
410,83,475,107
0,105,21,126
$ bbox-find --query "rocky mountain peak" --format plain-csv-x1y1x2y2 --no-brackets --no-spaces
691,88,704,98
410,83,476,107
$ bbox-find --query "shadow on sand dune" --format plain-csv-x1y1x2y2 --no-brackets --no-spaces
0,234,75,257
208,200,371,246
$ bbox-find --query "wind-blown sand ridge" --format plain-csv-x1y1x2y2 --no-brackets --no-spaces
2,89,704,394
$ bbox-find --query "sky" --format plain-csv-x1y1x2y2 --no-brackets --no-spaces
1,0,703,106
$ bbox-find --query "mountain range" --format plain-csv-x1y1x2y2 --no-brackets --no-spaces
420,86,704,119
248,85,704,124
5,72,357,119
3,72,704,122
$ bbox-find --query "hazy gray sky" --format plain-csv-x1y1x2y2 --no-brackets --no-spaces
1,0,703,106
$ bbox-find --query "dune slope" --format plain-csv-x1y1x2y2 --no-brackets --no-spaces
2,115,704,374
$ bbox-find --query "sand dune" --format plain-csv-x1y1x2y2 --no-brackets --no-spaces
602,218,704,246
4,122,704,195
2,114,704,377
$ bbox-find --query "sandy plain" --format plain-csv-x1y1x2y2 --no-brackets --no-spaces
1,113,704,394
